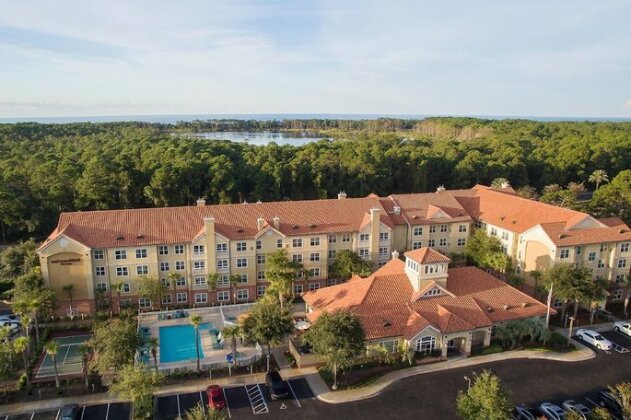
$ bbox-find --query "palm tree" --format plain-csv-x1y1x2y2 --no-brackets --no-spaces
13,336,31,394
589,169,609,190
229,275,240,304
62,284,74,317
490,178,510,189
623,275,631,318
207,273,218,292
44,340,61,393
147,337,159,372
78,344,90,392
111,281,125,314
168,272,181,308
190,314,202,375
221,325,240,361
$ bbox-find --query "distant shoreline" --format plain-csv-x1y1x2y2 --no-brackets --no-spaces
2,113,631,124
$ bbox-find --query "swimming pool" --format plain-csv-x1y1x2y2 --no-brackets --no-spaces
159,323,210,363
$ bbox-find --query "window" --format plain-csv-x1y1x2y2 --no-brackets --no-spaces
327,279,338,286
217,259,228,270
294,284,304,294
236,290,249,300
116,267,129,277
310,237,320,246
175,261,185,271
257,255,266,264
360,233,370,242
217,291,229,302
236,258,248,268
358,248,369,258
257,271,265,280
458,224,467,233
379,232,389,241
218,275,229,287
379,247,388,256
195,293,208,304
174,244,184,254
136,265,148,275
194,277,207,287
160,262,170,272
119,299,132,307
613,289,624,300
135,249,147,259
457,238,466,247
618,259,627,269
424,288,441,297
193,261,206,272
490,227,497,237
413,227,423,236
176,277,186,286
415,336,436,354
575,246,582,255
158,245,168,255
193,245,205,255
95,266,106,276
257,285,266,296
95,282,107,292
552,298,563,308
621,243,630,253
588,252,596,261
238,274,248,283
162,294,172,304
328,250,336,259
439,238,447,247
216,243,227,253
380,339,400,353
616,274,625,284
413,241,422,250
328,234,337,244
94,250,104,260
138,298,151,309
474,220,482,228
428,239,435,247
292,238,303,248
597,260,605,268
429,225,436,234
310,252,320,262
115,250,127,260
122,283,131,293
342,233,351,243
308,282,321,291
309,268,321,277
276,239,283,248
559,249,569,259
440,224,448,233
600,244,608,252
176,292,187,303
236,242,247,252
501,232,509,240
292,254,303,263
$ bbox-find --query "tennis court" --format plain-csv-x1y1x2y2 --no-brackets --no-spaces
35,334,91,379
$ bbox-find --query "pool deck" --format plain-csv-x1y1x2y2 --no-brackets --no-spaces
139,309,262,372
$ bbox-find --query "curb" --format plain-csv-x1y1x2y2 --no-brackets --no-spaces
313,347,595,404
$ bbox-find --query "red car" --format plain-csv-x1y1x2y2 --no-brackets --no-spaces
206,385,226,410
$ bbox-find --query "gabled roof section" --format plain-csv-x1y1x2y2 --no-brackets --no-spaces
426,204,450,219
388,192,472,225
410,281,454,302
540,221,631,246
404,247,451,264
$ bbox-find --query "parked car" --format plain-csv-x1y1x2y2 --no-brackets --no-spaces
0,321,20,335
613,321,631,337
539,402,566,420
513,405,544,420
562,400,590,419
265,370,289,400
0,314,20,323
58,404,81,420
598,389,623,417
206,384,226,410
576,329,613,350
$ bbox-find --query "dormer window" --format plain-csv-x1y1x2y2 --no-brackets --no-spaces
424,288,441,297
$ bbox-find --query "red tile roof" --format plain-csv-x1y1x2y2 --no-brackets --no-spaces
540,221,631,247
303,258,550,340
404,248,451,264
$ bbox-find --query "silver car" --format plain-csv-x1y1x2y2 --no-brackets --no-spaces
576,329,613,350
562,400,590,420
539,402,566,420
613,321,631,337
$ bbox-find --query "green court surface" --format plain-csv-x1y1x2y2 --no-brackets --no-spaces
36,334,91,379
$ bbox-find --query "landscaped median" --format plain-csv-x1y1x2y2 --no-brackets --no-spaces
308,341,595,404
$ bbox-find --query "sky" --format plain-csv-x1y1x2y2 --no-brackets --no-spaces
1,0,630,119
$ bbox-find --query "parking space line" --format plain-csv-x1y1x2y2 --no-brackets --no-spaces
222,388,232,419
287,381,302,408
245,384,269,415
80,406,85,420
584,397,622,420
177,394,181,418
585,397,600,407
55,408,60,420
105,403,110,420
30,413,35,420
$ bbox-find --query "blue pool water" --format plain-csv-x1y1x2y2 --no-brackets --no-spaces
159,323,210,363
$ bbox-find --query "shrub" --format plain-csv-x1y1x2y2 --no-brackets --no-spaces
481,343,504,355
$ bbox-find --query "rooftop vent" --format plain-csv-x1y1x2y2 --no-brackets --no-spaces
242,200,248,205
196,198,206,207
393,205,401,215
620,229,628,234
500,216,506,221
382,320,392,328
338,191,347,199
486,306,493,313
413,215,419,219
256,200,262,204
292,225,299,229
116,235,125,240
136,234,145,239
559,233,567,239
236,228,244,233
436,185,446,192
310,224,317,228
521,302,529,308
503,304,510,311
512,220,517,224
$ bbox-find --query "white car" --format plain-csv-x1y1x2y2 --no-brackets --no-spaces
0,320,20,335
0,314,20,323
576,329,613,350
539,402,566,420
613,321,631,337
562,400,590,420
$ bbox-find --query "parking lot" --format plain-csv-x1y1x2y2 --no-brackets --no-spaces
2,403,131,420
572,328,631,354
155,378,316,420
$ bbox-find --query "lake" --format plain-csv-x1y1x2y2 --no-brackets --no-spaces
187,131,326,146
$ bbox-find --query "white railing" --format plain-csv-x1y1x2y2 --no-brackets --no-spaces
137,302,257,324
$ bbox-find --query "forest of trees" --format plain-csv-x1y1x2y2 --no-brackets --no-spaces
0,117,630,243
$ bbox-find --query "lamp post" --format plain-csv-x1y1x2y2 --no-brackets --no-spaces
464,376,471,390
568,316,575,348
